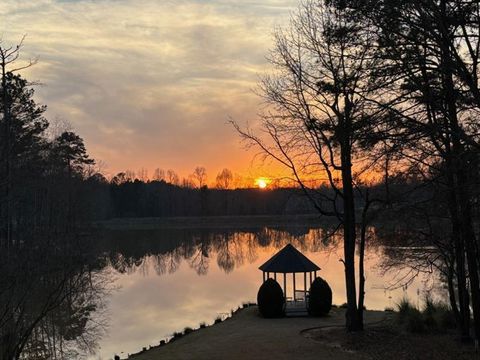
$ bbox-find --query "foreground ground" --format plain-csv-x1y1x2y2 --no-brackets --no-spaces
128,306,476,360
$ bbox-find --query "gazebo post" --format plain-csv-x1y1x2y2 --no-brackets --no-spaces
309,271,312,286
283,273,287,301
314,270,317,279
267,272,269,279
293,273,296,302
263,271,266,283
304,272,307,302
274,272,277,281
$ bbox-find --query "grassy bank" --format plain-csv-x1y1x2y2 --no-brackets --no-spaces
126,305,476,360
127,306,387,360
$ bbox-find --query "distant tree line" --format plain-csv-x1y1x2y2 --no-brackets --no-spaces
109,180,317,218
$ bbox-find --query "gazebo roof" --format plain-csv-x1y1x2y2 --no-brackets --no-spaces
259,244,320,273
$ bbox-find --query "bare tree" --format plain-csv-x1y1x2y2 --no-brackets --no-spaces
182,177,195,189
192,166,207,188
215,168,233,189
153,168,165,181
124,169,135,182
233,0,380,331
166,169,179,185
137,167,149,182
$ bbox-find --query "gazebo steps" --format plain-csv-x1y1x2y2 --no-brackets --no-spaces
285,301,309,316
285,308,309,317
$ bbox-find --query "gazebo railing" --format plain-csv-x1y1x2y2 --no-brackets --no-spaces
294,290,309,302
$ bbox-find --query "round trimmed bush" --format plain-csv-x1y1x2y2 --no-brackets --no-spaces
308,277,332,316
257,278,285,318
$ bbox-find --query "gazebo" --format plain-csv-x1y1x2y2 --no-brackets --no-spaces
259,244,320,308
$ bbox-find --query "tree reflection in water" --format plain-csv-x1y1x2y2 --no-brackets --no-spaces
0,237,111,360
101,225,339,276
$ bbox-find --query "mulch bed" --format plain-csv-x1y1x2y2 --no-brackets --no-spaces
303,324,477,360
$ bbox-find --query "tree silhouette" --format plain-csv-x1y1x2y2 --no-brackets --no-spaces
52,131,94,176
233,0,380,331
340,0,480,341
192,166,207,188
215,168,233,189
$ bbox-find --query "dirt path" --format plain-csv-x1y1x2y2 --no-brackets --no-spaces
129,307,388,360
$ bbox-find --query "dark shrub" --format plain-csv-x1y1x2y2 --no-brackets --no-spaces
257,278,285,318
396,298,425,333
395,297,455,333
422,297,456,332
308,277,332,316
406,308,425,333
438,306,456,330
396,297,414,324
422,297,439,331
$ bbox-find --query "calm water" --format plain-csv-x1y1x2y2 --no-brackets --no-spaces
87,225,438,360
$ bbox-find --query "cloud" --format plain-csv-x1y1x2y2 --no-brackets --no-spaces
0,0,296,178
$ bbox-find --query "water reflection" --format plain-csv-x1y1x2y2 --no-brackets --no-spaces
1,225,439,359
0,238,111,360
93,225,437,359
100,226,338,277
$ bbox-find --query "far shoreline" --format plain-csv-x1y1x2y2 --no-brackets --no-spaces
96,214,337,230
95,213,412,232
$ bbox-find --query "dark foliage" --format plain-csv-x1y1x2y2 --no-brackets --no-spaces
396,298,457,334
308,277,332,316
257,278,285,318
108,181,319,218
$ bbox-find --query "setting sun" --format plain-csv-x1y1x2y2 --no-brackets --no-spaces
255,178,268,189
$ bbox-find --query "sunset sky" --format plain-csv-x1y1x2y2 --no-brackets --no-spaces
0,0,297,182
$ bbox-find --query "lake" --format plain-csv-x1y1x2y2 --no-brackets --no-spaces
87,223,438,359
